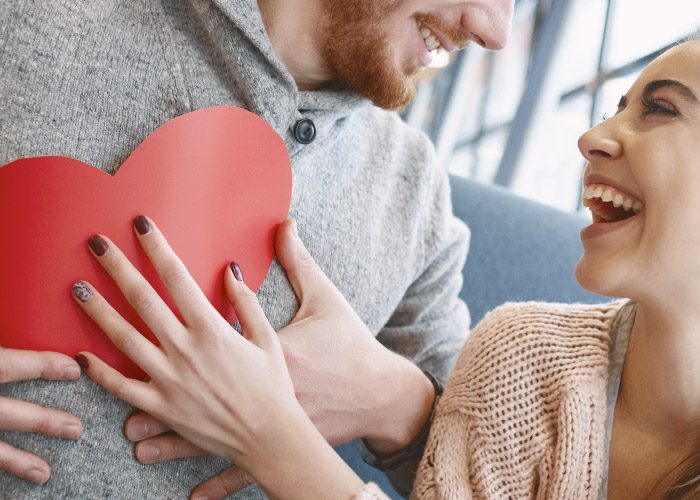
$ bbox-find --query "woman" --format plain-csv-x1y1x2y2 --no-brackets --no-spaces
71,37,700,498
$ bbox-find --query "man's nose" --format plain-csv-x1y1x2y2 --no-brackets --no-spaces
462,0,514,50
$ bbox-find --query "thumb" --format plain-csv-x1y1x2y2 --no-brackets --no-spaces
275,219,333,307
190,466,255,500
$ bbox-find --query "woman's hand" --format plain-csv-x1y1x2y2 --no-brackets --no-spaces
118,219,436,499
72,216,363,498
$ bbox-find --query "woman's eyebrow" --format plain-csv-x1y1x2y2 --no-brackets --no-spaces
643,79,699,104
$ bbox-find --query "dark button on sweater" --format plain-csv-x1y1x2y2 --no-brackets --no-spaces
293,118,316,144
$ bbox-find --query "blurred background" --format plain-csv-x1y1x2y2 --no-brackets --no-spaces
405,0,699,214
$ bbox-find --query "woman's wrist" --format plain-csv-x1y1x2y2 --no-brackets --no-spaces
247,403,364,500
362,355,436,455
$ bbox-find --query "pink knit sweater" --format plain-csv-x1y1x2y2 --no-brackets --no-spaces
355,301,629,499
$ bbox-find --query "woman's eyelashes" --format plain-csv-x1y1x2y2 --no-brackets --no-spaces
642,96,679,118
607,93,680,121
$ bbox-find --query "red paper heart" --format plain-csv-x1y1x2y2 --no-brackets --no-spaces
0,107,291,378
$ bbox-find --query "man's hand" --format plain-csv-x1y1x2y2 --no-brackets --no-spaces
122,220,435,498
0,348,82,483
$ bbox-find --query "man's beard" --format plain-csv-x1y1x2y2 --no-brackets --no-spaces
322,0,417,110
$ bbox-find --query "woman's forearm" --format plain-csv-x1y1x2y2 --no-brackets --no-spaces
248,404,365,500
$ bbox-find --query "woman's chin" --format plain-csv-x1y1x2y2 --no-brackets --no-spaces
574,257,625,299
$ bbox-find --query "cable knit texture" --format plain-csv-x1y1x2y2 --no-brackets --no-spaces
412,301,625,499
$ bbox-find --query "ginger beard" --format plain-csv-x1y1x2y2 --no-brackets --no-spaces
322,1,470,110
322,0,418,110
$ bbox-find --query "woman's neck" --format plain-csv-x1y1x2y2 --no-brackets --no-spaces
616,302,700,443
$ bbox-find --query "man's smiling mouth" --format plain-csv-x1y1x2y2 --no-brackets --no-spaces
582,183,643,223
417,20,441,52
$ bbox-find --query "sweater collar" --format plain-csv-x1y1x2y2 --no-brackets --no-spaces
203,0,368,129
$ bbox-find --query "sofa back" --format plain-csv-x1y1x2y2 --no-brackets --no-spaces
450,175,605,325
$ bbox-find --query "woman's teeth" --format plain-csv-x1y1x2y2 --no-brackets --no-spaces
582,184,642,213
417,21,441,52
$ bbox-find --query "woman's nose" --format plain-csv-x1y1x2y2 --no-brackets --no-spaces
577,124,622,163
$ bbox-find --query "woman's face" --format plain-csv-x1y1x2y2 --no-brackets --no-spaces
575,40,700,303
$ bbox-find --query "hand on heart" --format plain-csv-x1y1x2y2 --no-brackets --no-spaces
0,107,292,377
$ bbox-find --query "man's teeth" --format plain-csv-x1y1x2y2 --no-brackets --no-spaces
582,184,643,212
417,21,441,52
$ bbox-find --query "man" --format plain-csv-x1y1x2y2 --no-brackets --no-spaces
0,0,512,497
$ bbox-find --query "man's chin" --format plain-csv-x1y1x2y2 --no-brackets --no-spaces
366,80,416,110
339,70,417,110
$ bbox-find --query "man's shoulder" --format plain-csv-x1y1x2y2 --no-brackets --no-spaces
351,103,435,158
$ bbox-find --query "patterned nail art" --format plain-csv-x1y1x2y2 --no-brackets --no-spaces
72,281,92,302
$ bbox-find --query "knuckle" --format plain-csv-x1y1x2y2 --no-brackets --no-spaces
102,253,124,276
113,328,138,354
297,250,317,271
110,379,131,401
31,414,57,435
160,262,187,289
221,469,254,494
142,234,164,253
38,352,63,379
0,453,22,474
240,287,260,306
0,358,13,383
128,285,155,313
169,437,189,457
195,315,226,336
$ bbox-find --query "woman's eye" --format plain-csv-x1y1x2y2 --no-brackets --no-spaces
643,99,678,117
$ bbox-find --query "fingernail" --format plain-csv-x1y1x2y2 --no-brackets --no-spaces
59,424,81,440
134,215,152,235
88,235,109,256
230,262,244,282
138,443,161,462
25,468,49,484
291,219,299,238
72,281,92,302
191,495,211,500
75,354,89,371
127,422,149,441
61,364,81,379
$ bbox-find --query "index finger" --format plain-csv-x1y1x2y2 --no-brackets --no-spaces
0,349,81,383
132,216,222,330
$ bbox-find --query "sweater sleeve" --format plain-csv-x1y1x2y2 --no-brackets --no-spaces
376,164,471,385
414,302,617,499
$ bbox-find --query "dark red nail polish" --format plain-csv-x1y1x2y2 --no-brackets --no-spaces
135,215,152,235
75,354,89,371
230,262,244,282
72,281,92,302
88,235,109,256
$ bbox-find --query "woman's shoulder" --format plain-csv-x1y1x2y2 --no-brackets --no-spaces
467,299,626,357
417,301,629,498
476,300,625,334
442,300,627,411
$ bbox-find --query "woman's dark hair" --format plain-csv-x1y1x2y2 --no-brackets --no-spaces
663,448,700,499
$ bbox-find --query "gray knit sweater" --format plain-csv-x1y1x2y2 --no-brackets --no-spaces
0,1,470,498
